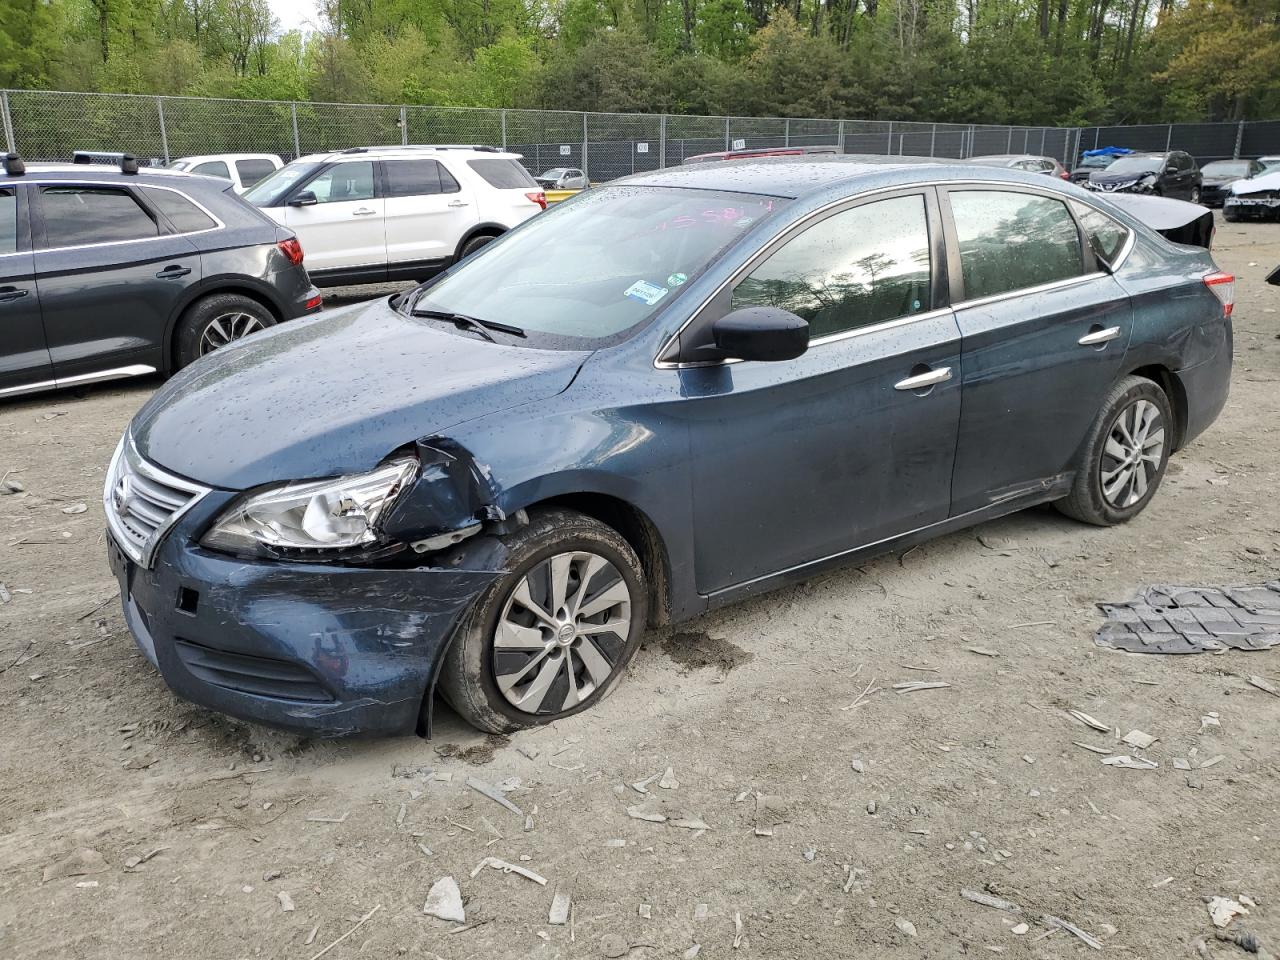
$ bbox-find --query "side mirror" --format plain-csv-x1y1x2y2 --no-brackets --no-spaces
710,306,808,362
289,190,318,207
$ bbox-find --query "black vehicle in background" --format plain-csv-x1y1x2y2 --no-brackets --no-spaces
0,154,321,399
1069,152,1120,183
1085,151,1202,202
1199,159,1266,207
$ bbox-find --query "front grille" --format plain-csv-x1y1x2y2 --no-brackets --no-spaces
104,433,209,568
174,638,334,702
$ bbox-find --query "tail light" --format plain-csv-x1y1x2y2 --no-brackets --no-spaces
525,191,547,211
1203,271,1234,317
276,237,304,265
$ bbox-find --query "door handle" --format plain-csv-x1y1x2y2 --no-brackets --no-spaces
1078,326,1121,346
894,366,952,391
0,286,29,303
352,207,377,216
447,200,470,208
155,265,192,279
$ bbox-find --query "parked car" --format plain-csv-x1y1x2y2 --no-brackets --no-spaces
1085,151,1202,201
536,167,588,190
243,145,547,286
1198,159,1265,207
969,154,1069,179
166,153,283,193
0,153,319,399
685,145,840,163
1223,167,1280,221
106,157,1233,737
1068,147,1129,184
1258,156,1280,172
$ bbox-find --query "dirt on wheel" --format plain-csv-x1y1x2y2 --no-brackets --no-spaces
2,217,1280,959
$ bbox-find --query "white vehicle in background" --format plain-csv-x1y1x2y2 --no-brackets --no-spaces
166,153,283,192
241,145,547,286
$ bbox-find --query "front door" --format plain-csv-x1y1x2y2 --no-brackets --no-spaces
0,185,51,394
31,182,202,381
942,187,1132,515
283,160,386,277
681,190,963,594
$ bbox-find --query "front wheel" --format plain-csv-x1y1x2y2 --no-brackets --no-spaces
1055,375,1173,526
437,509,648,734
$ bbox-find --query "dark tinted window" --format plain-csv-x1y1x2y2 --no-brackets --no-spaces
41,186,157,246
1070,201,1129,267
192,160,231,180
305,161,375,203
382,159,459,197
950,191,1083,300
733,194,932,339
467,158,537,189
142,187,217,233
235,158,277,187
0,188,15,254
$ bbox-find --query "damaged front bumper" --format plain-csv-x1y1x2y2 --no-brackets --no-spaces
107,492,506,737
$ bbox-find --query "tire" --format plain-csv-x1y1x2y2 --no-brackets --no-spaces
1054,375,1173,526
1190,186,1202,204
1223,207,1241,223
457,232,500,261
437,508,648,734
175,293,276,369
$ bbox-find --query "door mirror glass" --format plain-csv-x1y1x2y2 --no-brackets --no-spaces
711,306,808,362
289,190,318,207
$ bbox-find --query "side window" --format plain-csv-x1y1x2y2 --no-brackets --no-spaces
192,161,231,180
235,158,277,187
0,188,16,254
303,161,375,203
382,159,458,198
40,186,158,247
732,194,932,340
1070,200,1130,267
950,190,1083,300
141,187,217,233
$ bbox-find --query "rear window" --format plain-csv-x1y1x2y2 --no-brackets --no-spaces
142,187,217,233
467,158,537,189
235,158,277,187
40,186,158,247
383,159,460,197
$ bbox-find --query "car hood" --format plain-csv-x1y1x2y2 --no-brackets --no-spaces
1090,170,1157,185
1232,169,1280,195
131,298,590,489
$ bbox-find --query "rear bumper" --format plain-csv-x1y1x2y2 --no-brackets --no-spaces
1224,197,1280,218
107,495,503,737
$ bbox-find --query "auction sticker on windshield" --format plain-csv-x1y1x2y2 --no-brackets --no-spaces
625,280,669,305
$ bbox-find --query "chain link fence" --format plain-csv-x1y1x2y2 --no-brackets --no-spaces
3,90,1279,181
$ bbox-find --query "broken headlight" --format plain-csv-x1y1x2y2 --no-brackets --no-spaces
201,457,417,557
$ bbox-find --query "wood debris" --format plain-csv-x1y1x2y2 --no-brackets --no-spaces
1073,741,1112,755
733,911,743,949
1208,897,1249,928
470,856,548,885
1121,730,1158,749
626,801,666,823
893,680,951,693
659,767,680,790
1068,710,1110,732
967,646,1001,657
305,812,349,824
549,883,571,925
278,891,295,912
123,847,167,869
1247,676,1280,698
1043,914,1102,950
1101,755,1158,770
466,776,524,817
308,904,381,960
961,889,1021,912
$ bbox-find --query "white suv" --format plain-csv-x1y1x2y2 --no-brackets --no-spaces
242,146,547,286
166,153,283,192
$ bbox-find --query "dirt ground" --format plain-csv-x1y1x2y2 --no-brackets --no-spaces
2,217,1279,960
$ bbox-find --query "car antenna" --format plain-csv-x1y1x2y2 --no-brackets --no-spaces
120,154,139,175
2,153,24,175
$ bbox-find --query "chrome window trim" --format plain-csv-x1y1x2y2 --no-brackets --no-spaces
103,430,211,569
949,271,1108,311
28,180,225,253
0,364,156,398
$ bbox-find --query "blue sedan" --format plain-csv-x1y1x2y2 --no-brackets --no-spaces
105,157,1234,736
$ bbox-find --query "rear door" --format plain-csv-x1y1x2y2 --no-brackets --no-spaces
942,187,1132,515
31,181,202,381
0,184,52,394
378,158,475,276
282,160,385,277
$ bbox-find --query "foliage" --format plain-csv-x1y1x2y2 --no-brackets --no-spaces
1,0,1277,123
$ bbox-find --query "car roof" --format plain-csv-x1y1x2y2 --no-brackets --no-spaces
175,153,280,163
0,164,223,186
971,154,1052,163
615,153,1083,200
296,145,524,163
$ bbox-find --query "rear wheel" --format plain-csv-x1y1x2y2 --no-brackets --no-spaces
1190,185,1202,204
457,232,500,261
1055,375,1173,526
437,509,648,734
175,293,276,369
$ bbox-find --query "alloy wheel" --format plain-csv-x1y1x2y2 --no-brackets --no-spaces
492,551,632,715
1100,398,1165,508
198,312,266,356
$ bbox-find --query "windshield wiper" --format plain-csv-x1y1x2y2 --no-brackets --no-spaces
410,308,525,341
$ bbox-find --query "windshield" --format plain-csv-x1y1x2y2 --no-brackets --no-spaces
411,185,788,348
540,168,568,179
166,160,191,170
1202,161,1249,177
243,161,323,207
1106,156,1163,175
1080,154,1117,169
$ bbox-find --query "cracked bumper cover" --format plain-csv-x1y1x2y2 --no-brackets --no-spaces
108,492,506,737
